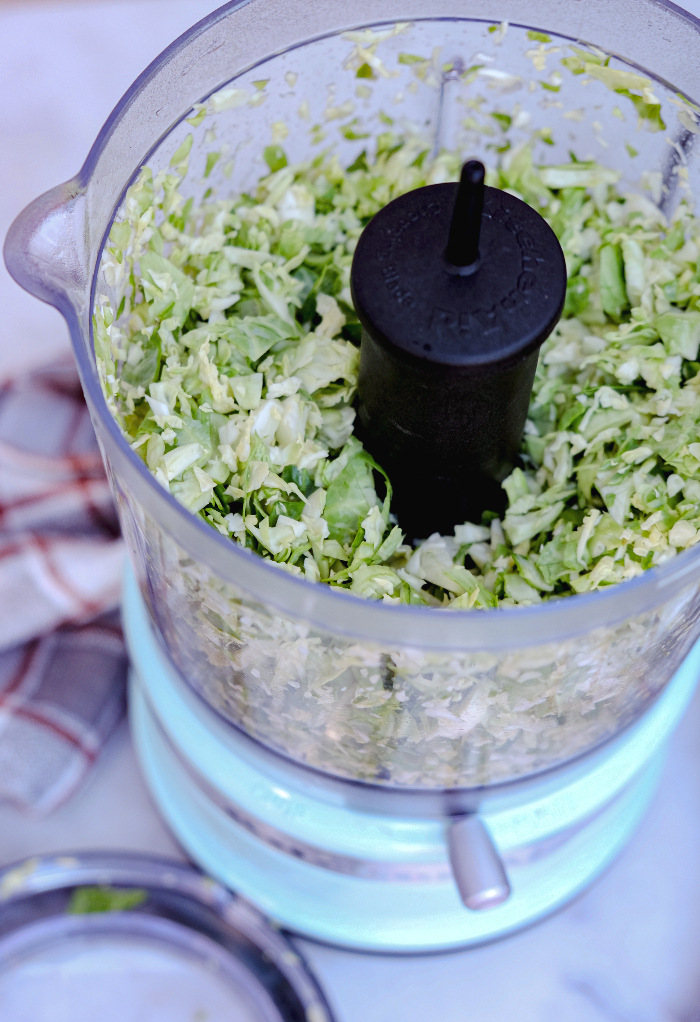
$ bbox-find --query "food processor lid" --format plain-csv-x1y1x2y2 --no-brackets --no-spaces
0,852,334,1022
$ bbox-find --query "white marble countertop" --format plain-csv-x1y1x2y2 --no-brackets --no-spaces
2,2,700,1019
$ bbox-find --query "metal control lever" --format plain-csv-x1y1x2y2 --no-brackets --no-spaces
447,815,511,911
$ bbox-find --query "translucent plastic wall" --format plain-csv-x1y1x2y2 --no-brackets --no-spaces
8,3,700,789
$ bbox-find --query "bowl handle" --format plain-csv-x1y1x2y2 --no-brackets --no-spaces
3,179,89,316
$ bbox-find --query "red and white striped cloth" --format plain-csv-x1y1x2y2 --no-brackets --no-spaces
0,359,126,814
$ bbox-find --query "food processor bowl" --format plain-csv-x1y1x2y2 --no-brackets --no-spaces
123,563,700,949
6,0,700,947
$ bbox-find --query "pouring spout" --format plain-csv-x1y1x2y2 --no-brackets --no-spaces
3,179,88,316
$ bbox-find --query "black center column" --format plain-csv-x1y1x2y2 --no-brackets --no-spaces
350,161,567,540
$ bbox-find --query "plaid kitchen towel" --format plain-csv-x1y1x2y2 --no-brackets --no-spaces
0,358,126,815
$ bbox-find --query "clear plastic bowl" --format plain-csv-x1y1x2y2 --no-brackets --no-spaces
6,0,700,791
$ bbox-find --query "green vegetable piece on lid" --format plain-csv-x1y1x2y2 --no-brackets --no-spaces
68,886,148,914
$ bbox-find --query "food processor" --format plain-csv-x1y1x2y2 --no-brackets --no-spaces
6,0,700,952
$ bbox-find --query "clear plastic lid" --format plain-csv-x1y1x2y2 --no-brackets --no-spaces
5,1,700,791
0,852,333,1022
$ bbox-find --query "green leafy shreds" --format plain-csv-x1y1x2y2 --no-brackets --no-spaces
324,448,379,546
263,146,288,173
99,137,700,611
568,62,666,132
68,886,148,914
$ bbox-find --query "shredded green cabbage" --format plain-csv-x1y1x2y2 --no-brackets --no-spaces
96,135,700,611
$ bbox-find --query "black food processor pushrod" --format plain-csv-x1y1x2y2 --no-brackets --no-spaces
350,159,567,540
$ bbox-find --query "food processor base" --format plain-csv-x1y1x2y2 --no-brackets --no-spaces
124,570,700,952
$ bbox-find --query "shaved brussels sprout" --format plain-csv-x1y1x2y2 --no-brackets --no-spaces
97,137,700,611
